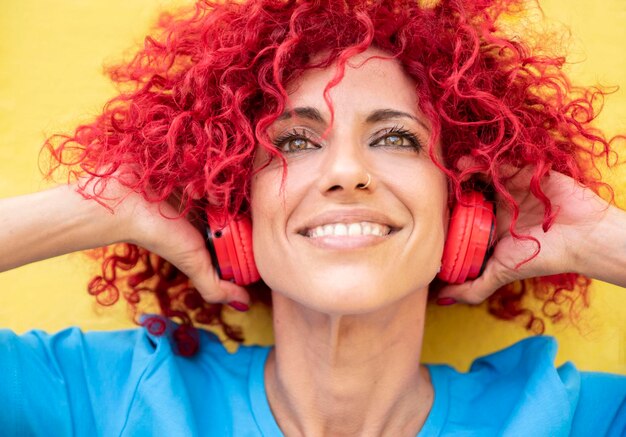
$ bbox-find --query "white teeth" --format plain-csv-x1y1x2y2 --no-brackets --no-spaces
334,223,348,236
362,222,372,235
348,223,361,236
306,221,391,238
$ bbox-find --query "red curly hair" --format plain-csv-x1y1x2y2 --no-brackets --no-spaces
43,0,618,355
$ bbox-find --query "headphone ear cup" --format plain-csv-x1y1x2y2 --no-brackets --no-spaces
438,197,474,284
230,217,261,285
206,214,260,286
438,191,495,284
466,201,496,279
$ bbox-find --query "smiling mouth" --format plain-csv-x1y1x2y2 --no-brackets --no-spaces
302,221,393,238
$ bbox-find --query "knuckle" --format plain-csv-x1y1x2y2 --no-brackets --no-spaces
465,293,486,305
195,277,226,303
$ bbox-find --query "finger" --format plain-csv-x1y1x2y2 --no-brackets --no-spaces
173,245,251,309
137,205,252,309
219,280,252,311
498,165,535,192
436,258,518,305
455,155,489,183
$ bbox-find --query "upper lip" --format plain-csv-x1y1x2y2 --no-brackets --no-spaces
296,208,401,235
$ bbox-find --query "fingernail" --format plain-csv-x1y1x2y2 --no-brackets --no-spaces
436,297,457,306
228,301,250,312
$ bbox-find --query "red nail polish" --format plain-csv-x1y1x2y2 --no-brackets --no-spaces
436,297,457,306
228,301,250,312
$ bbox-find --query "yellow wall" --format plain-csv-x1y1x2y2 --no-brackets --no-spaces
0,0,624,374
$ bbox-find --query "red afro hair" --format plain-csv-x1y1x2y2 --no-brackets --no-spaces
43,0,620,355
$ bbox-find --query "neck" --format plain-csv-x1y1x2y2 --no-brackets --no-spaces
265,289,433,437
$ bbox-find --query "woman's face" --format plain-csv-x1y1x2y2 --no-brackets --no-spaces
251,48,448,315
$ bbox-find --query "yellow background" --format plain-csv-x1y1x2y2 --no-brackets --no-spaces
0,0,624,373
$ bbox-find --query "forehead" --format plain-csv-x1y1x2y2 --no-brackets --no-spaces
285,48,419,115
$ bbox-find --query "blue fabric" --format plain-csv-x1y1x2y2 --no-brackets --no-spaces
0,321,624,436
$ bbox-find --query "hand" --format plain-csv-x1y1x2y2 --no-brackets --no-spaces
80,173,251,309
437,169,612,304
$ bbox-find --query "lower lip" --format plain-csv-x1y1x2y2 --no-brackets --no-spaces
300,233,393,250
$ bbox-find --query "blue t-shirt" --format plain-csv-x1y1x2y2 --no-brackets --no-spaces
0,321,624,436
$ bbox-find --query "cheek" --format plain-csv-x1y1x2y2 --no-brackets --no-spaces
250,159,314,225
250,171,282,240
397,169,448,258
442,206,451,241
399,168,448,219
250,185,279,287
249,168,301,282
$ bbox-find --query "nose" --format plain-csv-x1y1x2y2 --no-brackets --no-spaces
317,138,373,195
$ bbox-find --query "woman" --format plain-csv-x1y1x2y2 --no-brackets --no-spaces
1,0,625,435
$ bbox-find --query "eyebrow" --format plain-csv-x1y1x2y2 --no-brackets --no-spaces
276,107,326,123
365,109,429,132
276,106,429,132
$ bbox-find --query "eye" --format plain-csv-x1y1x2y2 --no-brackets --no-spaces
273,129,320,154
371,126,422,151
381,134,407,147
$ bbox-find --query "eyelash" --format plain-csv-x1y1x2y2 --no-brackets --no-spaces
272,125,423,154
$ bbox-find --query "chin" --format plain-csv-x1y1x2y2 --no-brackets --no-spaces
271,268,432,315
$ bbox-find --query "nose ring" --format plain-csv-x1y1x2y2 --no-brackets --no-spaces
357,173,372,190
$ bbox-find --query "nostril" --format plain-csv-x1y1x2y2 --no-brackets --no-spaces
327,185,342,192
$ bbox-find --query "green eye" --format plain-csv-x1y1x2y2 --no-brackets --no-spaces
273,129,320,154
285,138,310,152
383,135,405,147
372,127,422,151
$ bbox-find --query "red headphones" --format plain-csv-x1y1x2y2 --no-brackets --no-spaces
437,191,496,284
205,191,495,286
205,214,261,285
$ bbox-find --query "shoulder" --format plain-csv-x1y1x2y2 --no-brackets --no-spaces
0,318,266,389
0,327,156,434
425,337,626,437
0,320,270,435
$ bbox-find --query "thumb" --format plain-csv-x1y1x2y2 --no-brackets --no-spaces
132,202,251,310
172,244,251,310
437,258,518,305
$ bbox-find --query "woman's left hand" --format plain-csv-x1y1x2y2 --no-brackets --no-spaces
437,169,615,304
